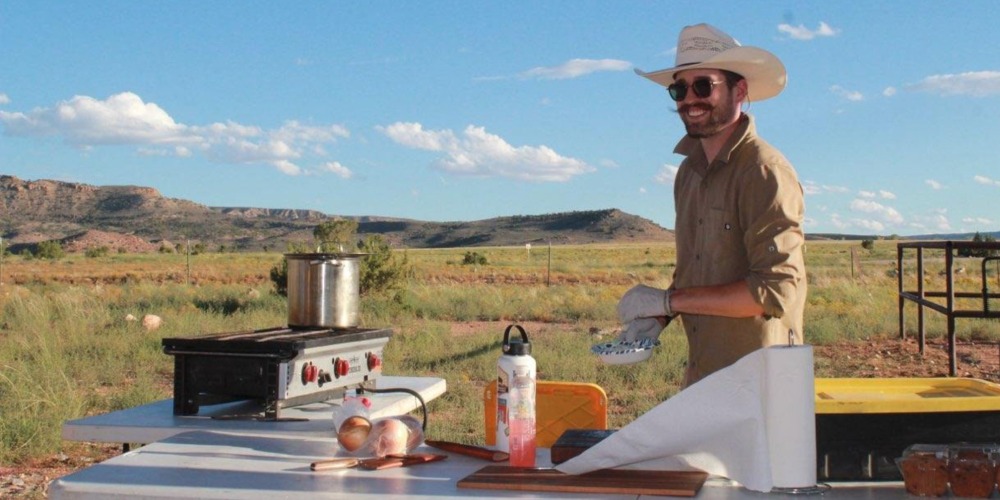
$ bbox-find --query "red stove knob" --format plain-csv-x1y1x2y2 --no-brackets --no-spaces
334,358,349,378
302,363,319,384
367,352,382,371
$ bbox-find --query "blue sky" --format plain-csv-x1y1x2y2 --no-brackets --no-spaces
2,2,999,236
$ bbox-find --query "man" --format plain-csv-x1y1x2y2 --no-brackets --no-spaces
617,23,807,387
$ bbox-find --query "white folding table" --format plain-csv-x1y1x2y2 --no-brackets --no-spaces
61,375,445,447
50,429,911,499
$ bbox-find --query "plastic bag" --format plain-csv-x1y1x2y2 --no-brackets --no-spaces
348,416,424,457
332,395,372,433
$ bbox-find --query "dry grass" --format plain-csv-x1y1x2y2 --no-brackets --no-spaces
1,240,998,472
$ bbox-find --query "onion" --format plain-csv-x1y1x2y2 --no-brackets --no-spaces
368,418,411,457
337,415,372,452
395,415,424,451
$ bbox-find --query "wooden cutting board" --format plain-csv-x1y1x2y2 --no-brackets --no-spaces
458,465,708,497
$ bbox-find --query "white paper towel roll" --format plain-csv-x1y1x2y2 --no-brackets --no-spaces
764,345,816,489
557,344,818,492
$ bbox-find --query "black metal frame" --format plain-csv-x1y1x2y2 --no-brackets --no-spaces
897,241,1000,375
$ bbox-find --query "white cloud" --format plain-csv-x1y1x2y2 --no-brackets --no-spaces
777,21,839,41
974,175,1000,187
0,93,9,105
599,159,619,169
925,179,944,190
272,160,303,176
909,71,1000,97
883,87,897,97
0,92,353,177
802,180,850,195
0,92,187,145
908,212,952,233
850,198,904,224
830,85,864,102
852,219,885,232
138,145,192,158
654,164,679,185
377,122,457,151
962,216,993,226
378,121,593,182
319,161,353,179
858,189,896,200
519,58,631,80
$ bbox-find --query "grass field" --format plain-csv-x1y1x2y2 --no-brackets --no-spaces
1,240,998,465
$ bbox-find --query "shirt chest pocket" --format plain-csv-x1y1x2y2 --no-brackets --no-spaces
700,206,745,278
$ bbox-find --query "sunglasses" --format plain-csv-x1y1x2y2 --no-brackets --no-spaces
667,77,724,102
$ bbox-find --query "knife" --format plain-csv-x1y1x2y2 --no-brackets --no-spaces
425,440,509,462
310,458,362,471
358,453,448,470
311,454,447,471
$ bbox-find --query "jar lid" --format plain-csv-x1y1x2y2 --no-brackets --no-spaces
503,340,532,356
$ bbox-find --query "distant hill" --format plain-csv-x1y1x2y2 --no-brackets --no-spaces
0,175,673,252
809,232,1000,242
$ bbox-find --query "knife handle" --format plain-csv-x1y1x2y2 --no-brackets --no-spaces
359,457,406,470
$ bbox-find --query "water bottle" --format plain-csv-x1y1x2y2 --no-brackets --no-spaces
496,324,537,467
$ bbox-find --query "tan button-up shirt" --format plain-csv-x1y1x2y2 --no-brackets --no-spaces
672,114,807,385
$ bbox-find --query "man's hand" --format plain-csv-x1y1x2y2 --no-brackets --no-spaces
617,317,666,343
617,284,673,323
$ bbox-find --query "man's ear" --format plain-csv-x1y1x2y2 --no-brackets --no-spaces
736,79,749,103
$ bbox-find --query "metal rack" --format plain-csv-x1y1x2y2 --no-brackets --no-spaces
896,241,1000,375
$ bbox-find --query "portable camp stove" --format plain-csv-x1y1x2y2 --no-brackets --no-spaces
162,326,392,420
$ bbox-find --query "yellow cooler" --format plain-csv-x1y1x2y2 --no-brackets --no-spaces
815,377,1000,480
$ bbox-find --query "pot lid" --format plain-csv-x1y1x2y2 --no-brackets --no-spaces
284,252,368,259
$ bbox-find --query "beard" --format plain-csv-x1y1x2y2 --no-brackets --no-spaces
678,98,739,139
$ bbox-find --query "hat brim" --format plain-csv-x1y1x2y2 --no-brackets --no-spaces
635,47,787,102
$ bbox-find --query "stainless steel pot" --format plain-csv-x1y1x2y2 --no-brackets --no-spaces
286,253,364,328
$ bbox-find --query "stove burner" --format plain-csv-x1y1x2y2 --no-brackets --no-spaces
162,326,392,420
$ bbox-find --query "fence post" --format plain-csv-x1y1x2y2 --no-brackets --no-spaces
546,241,551,287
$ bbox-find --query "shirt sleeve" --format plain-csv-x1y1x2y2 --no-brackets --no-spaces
738,158,807,318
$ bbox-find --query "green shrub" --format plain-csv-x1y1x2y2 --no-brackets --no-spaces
37,240,65,260
462,251,487,265
85,246,111,258
358,235,410,298
314,219,358,253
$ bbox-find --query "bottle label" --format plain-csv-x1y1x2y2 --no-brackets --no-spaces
511,369,535,420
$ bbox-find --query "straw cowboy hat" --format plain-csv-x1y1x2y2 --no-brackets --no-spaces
635,23,787,102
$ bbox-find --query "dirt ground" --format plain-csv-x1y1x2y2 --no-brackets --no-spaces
2,333,998,498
